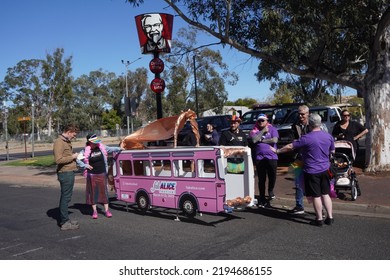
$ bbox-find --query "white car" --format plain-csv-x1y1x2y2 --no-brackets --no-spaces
276,105,343,148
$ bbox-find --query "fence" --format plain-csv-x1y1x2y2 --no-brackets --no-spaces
0,129,128,157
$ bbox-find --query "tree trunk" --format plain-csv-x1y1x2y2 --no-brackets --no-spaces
47,115,52,137
36,124,41,141
364,25,390,172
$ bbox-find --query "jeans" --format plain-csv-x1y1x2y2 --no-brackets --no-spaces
57,171,75,225
295,180,305,209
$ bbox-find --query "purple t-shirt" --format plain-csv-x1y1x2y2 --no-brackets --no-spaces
253,125,279,161
292,130,335,174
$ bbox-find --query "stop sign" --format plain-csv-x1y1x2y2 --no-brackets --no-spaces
150,78,165,93
149,58,164,74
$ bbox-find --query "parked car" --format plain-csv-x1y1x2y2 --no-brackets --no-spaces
177,114,232,144
276,105,343,148
240,103,302,137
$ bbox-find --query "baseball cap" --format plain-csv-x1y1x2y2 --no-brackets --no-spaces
257,113,268,121
86,134,101,144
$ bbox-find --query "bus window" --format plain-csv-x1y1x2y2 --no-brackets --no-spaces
153,160,172,177
226,158,245,174
120,160,132,176
134,160,151,176
173,159,195,178
198,159,216,178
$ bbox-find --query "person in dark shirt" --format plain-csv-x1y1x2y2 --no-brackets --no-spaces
332,109,368,152
219,115,247,146
201,123,220,146
288,105,310,215
77,134,122,219
179,120,199,146
219,114,248,173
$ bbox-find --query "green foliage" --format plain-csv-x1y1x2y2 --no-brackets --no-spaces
4,155,55,167
226,98,258,108
2,48,73,137
265,83,294,104
102,109,121,130
164,27,237,115
150,1,387,97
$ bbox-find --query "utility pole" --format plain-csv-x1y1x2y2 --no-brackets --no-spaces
3,103,9,161
193,55,199,116
31,102,35,158
121,58,141,135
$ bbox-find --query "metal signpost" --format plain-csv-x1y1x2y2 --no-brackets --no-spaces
17,116,31,159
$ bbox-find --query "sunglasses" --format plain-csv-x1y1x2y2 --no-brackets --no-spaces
258,119,266,122
342,114,350,117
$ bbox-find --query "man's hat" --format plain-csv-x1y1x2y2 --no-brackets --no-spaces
231,111,241,122
86,134,101,144
257,113,268,121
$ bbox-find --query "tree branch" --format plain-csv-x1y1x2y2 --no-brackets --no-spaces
165,0,366,91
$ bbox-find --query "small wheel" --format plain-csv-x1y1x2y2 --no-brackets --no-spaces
355,180,361,196
351,181,358,201
136,192,149,212
180,196,197,217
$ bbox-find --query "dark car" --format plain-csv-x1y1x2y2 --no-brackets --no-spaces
177,114,232,145
240,103,302,137
240,108,276,137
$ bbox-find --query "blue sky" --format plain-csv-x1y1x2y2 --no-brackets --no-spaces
0,0,272,102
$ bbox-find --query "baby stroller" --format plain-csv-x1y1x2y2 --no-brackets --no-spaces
331,140,360,201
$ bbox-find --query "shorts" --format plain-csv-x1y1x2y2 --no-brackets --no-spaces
304,170,330,198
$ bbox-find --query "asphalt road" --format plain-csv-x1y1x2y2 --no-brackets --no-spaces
0,182,388,260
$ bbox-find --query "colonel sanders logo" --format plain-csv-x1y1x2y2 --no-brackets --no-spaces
135,13,173,54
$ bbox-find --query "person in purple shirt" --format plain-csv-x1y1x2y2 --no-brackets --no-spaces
273,113,335,226
249,114,279,208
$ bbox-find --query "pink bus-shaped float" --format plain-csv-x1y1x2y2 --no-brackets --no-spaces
112,145,255,218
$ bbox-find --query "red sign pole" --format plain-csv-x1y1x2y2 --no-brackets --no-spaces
154,53,163,119
135,13,173,120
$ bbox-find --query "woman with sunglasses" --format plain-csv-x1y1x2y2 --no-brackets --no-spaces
249,113,279,207
332,109,368,153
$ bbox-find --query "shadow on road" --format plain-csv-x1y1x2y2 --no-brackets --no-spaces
107,198,244,227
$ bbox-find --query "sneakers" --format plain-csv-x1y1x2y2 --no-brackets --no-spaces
288,206,305,215
105,210,113,218
324,217,334,225
92,211,98,219
60,220,80,231
268,192,276,200
258,201,271,208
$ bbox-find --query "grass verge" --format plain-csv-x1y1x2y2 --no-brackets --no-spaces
3,155,55,167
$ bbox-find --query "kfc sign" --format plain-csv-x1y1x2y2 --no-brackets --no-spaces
135,13,174,54
150,78,165,93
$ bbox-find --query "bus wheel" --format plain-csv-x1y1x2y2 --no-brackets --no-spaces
180,196,197,218
136,192,149,212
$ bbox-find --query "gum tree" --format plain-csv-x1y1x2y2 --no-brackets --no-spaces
128,0,390,172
